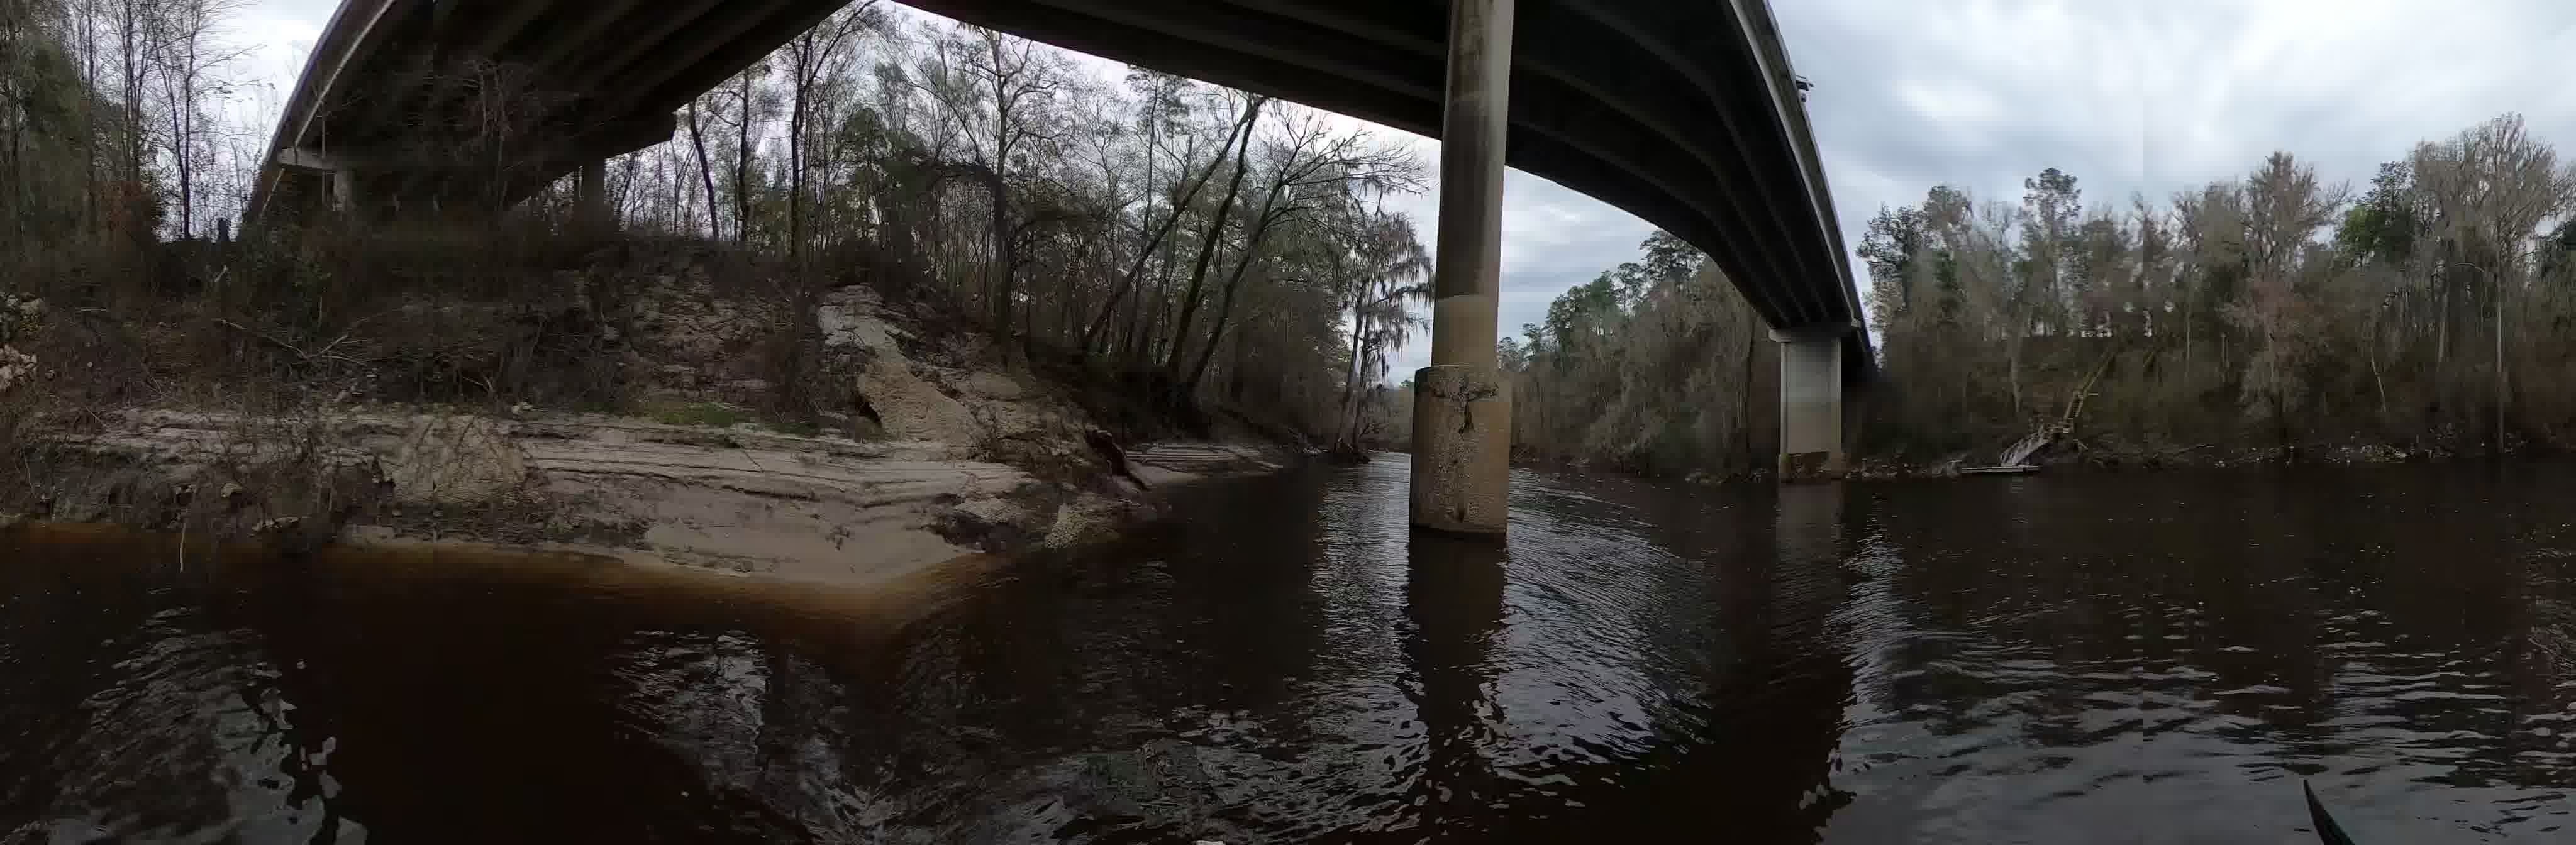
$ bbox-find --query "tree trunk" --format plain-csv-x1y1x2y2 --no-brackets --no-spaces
1162,98,1263,378
1134,255,1177,367
787,62,809,266
2009,312,2024,417
687,101,720,240
2436,267,2451,368
2369,317,2389,424
1185,199,1283,392
981,164,1012,339
80,0,99,236
733,70,753,247
1084,101,1254,356
982,32,1018,343
118,0,139,186
1333,291,1372,446
1739,316,1758,467
165,64,192,238
1226,328,1250,404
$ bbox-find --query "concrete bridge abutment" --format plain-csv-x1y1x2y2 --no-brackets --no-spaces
1773,324,1853,482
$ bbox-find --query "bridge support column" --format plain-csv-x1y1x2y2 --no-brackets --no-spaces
1411,0,1514,538
1774,326,1850,482
577,160,609,231
330,170,358,214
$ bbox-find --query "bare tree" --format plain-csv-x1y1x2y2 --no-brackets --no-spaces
1182,109,1423,392
780,3,877,265
145,0,247,238
1080,91,1250,355
1331,206,1430,450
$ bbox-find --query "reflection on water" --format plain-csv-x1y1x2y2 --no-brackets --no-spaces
6,463,2576,841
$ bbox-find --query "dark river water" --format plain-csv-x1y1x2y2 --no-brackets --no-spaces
6,461,2576,843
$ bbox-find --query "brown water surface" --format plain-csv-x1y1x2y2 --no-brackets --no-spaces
4,461,2575,842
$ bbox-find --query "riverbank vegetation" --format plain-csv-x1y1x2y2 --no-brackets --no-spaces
1860,113,2576,463
1,0,1436,453
3,0,1440,561
1505,112,2576,476
1498,232,1780,478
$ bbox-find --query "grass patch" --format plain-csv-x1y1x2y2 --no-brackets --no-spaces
643,401,753,429
639,400,824,436
764,416,822,436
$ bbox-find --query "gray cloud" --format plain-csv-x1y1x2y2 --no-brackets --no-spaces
1786,0,2576,279
234,0,331,79
1402,0,2576,380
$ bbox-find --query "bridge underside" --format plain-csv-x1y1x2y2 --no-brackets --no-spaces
258,0,1864,346
257,0,1870,504
902,0,1863,341
252,0,850,221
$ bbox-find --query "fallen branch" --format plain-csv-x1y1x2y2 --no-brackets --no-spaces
212,314,382,369
213,318,301,355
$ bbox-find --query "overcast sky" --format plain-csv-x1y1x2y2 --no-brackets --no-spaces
230,1,2576,378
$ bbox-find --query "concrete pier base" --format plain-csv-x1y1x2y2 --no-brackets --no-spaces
1774,327,1848,482
1411,363,1511,536
577,160,609,231
1407,0,1514,538
331,170,358,213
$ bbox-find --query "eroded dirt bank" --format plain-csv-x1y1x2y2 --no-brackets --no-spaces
1,255,1296,588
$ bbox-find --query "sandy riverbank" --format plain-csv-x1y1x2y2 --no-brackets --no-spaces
3,249,1301,588
6,407,1291,589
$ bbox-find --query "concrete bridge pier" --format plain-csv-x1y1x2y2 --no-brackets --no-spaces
330,169,359,214
1411,0,1514,538
576,160,610,231
1774,325,1852,482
